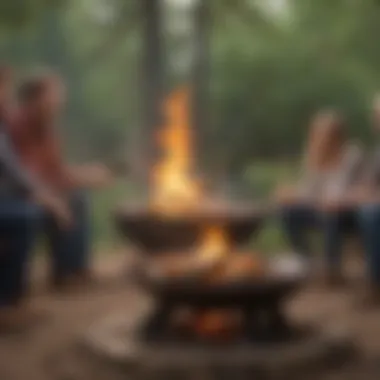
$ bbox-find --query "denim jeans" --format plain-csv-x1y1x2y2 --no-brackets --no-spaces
45,191,90,281
279,205,357,274
358,204,380,285
0,199,40,306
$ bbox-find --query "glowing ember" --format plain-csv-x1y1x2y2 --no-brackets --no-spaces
194,310,241,341
198,226,229,261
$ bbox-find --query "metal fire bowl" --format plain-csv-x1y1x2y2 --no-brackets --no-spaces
114,202,266,254
139,256,307,308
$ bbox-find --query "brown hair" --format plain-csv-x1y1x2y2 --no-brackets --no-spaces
17,71,59,103
0,65,12,84
305,110,346,171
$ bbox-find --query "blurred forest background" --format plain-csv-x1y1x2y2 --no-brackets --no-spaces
1,0,380,251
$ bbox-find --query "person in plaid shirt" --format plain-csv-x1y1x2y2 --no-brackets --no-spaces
10,72,112,293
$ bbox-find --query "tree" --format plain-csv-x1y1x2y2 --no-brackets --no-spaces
140,0,165,186
0,0,64,28
3,0,379,188
192,0,211,177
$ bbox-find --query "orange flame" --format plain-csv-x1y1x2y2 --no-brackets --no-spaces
150,87,229,259
151,88,201,213
149,87,252,340
199,226,229,261
194,310,240,341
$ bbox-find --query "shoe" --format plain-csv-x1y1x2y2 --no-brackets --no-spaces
75,270,96,286
0,305,37,334
18,302,50,324
323,272,347,289
51,272,98,294
355,284,380,309
55,274,84,293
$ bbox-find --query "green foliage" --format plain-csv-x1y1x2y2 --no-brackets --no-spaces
0,0,64,28
205,0,380,179
2,0,379,169
1,0,380,249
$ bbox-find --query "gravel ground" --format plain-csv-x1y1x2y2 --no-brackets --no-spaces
1,254,380,380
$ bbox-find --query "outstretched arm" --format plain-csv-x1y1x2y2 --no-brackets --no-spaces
0,129,72,227
45,132,112,190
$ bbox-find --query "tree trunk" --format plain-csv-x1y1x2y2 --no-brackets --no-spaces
192,0,211,181
38,6,89,160
140,0,165,189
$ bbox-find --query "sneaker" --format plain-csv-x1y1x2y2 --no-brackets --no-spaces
18,302,50,324
51,272,99,294
323,272,347,289
75,270,97,286
0,305,36,334
355,285,380,309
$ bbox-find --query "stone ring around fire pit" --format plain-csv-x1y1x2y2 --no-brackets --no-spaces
66,308,355,380
114,201,267,253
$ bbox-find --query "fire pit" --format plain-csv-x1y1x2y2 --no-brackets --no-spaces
69,88,354,380
113,89,306,345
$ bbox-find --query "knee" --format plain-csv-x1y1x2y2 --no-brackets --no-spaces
24,203,42,222
278,206,300,225
359,205,380,227
68,193,90,231
70,191,89,211
25,203,42,220
320,211,341,227
18,204,42,233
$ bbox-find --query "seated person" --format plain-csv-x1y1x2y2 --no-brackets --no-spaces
0,66,69,331
275,110,363,285
355,96,380,303
9,72,112,292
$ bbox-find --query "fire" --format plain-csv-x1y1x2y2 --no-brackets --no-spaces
151,87,229,259
193,310,241,341
198,226,229,261
151,88,201,213
150,87,242,341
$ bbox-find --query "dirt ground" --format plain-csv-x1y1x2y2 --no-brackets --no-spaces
1,254,380,380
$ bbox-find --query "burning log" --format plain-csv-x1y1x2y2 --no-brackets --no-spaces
207,254,265,283
193,310,242,341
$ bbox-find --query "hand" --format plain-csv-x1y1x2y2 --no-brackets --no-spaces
34,190,73,229
85,164,113,188
70,163,114,189
274,184,298,205
319,196,344,212
336,188,374,208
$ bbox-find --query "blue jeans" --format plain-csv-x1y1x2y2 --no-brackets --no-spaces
358,204,380,285
0,200,40,306
280,205,357,274
45,191,90,282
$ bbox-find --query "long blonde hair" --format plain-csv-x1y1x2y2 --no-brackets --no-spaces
304,110,346,171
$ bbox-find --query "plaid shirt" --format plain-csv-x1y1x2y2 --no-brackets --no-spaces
0,120,40,198
8,112,69,192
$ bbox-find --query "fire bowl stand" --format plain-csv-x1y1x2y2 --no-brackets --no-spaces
50,205,356,380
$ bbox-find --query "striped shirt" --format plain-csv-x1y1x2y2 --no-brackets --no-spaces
361,145,380,189
297,143,364,200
